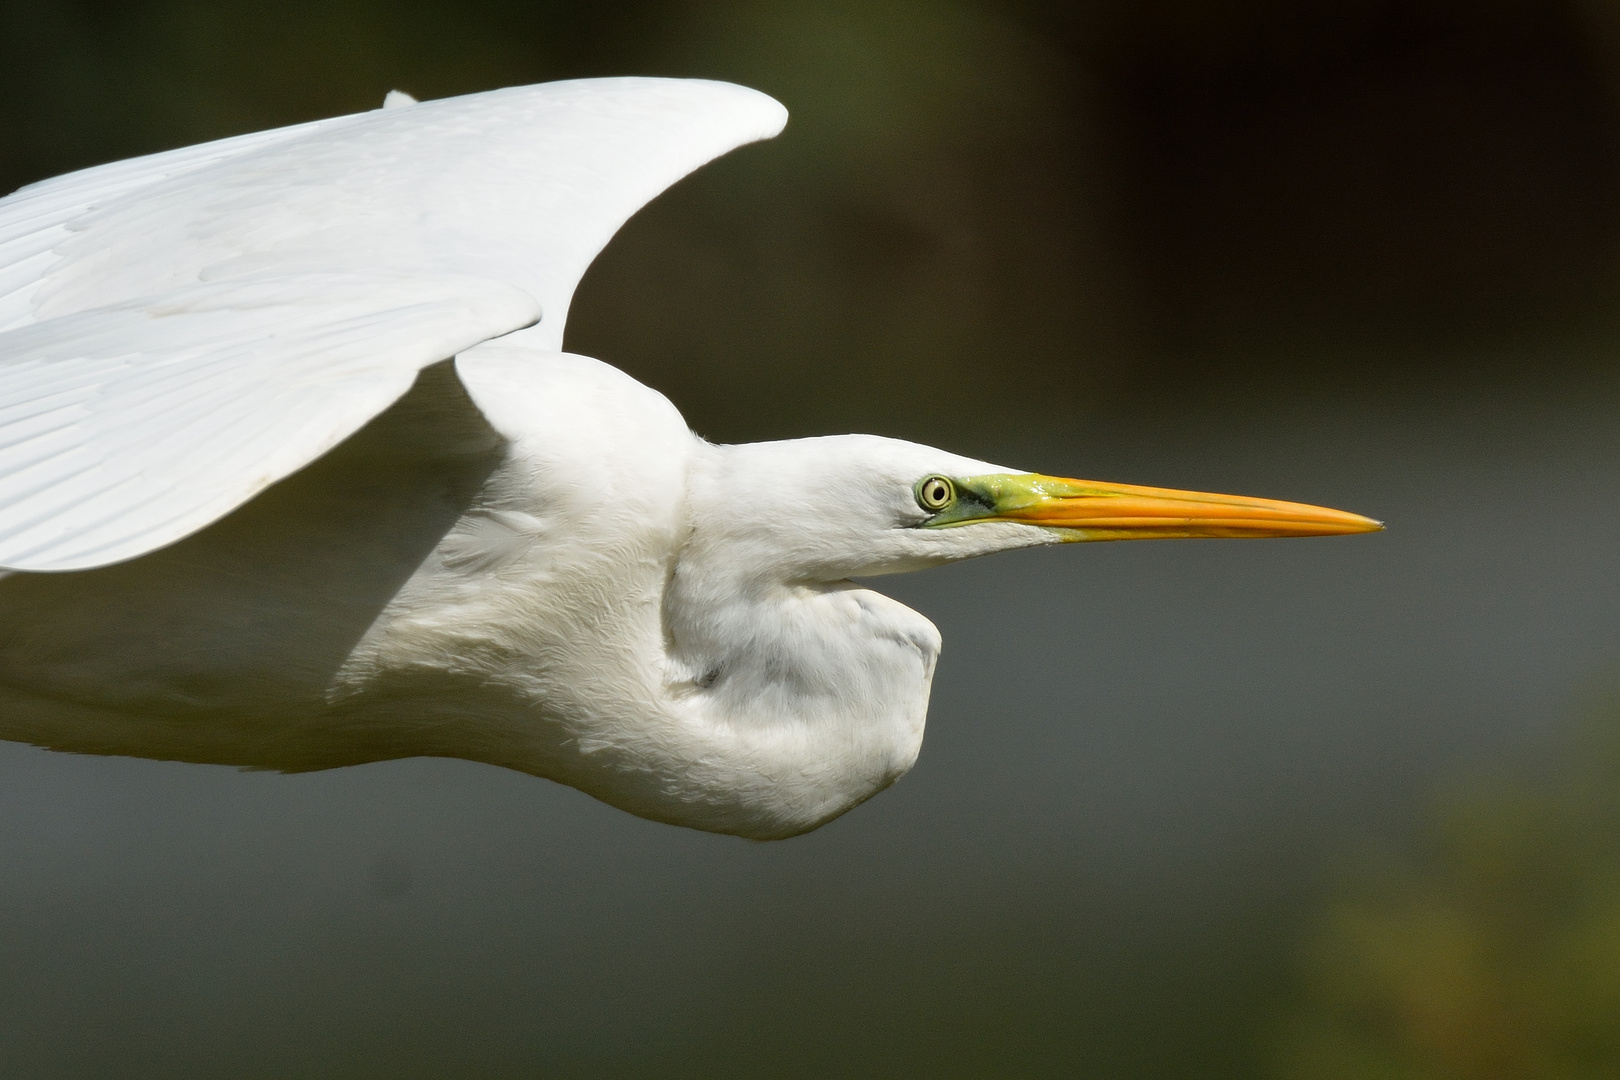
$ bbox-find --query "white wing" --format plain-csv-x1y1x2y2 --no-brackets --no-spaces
0,274,536,571
0,77,787,571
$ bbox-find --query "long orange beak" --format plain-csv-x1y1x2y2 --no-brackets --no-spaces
927,474,1383,541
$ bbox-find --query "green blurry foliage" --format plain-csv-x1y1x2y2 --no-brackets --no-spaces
1274,703,1620,1080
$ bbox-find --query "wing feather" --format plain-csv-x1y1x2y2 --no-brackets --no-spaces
0,78,786,571
0,273,538,570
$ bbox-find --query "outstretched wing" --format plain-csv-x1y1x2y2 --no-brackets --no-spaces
0,274,536,571
0,78,787,571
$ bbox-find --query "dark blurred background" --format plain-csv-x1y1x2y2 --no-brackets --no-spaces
4,1,1620,1077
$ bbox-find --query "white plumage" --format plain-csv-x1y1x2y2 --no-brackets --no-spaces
0,78,1378,838
0,78,782,570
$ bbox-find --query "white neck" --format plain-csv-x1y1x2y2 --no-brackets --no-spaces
650,555,939,837
338,463,939,840
335,352,942,838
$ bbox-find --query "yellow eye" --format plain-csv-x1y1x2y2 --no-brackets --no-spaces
916,475,955,512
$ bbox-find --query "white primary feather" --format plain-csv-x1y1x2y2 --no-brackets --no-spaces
0,78,787,571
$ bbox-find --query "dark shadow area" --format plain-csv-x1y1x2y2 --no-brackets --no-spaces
1092,0,1620,398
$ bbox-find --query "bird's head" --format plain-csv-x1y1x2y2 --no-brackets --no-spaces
688,434,1382,584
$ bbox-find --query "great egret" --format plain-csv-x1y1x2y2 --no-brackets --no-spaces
0,79,1379,839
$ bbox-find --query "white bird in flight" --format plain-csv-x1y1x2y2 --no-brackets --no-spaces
0,78,1379,839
